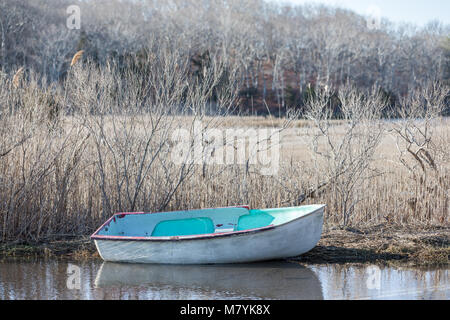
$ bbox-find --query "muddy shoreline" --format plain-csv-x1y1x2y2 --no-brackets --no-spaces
291,225,449,267
1,225,448,267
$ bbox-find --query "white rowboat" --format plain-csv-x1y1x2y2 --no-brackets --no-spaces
91,205,325,264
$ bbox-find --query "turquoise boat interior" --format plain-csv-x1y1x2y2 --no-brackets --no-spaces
94,205,323,238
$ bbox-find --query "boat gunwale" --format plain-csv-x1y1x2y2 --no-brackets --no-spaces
90,205,325,242
90,205,250,241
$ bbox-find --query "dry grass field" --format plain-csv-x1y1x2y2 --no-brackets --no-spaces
2,114,448,243
0,62,448,244
1,114,448,265
197,115,449,227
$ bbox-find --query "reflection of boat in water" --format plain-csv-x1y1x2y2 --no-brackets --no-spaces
94,261,323,300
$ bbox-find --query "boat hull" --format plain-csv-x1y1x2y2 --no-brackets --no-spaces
93,206,324,264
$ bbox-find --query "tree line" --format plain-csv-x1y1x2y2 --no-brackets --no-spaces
1,0,449,116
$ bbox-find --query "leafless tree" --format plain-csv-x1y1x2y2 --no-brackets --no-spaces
303,85,387,225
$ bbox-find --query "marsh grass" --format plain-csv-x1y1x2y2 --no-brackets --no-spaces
0,58,448,243
70,51,84,67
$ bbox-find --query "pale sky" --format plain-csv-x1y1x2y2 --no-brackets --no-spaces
274,0,450,27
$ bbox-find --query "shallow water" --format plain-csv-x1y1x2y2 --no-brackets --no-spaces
0,259,447,300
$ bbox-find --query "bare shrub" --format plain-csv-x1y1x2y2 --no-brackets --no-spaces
303,86,387,225
64,39,242,219
390,82,449,224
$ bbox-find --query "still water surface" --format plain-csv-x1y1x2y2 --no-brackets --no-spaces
0,259,448,300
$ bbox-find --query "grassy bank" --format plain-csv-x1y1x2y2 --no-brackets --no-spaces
292,225,449,267
1,226,448,267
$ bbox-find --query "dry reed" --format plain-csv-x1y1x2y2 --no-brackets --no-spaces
70,50,84,67
12,67,24,88
0,55,448,243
